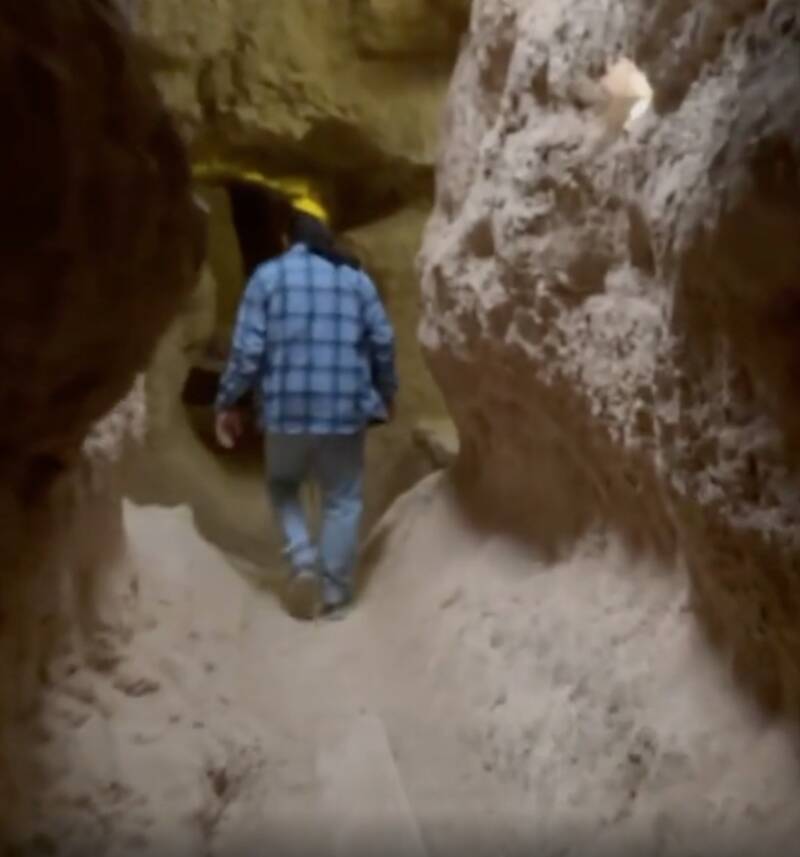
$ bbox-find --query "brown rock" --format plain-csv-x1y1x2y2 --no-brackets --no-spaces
0,0,200,498
420,0,800,715
0,0,197,842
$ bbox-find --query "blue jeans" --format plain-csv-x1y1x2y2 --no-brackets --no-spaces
266,432,365,606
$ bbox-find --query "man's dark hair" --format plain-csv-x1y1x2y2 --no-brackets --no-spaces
289,210,361,271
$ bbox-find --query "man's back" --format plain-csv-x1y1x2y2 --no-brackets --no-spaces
217,242,396,435
214,220,398,621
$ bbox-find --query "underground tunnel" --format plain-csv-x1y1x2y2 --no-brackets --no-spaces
2,0,800,854
129,158,448,568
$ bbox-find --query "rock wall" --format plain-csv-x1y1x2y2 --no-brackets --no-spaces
0,0,200,497
347,204,450,522
134,0,466,224
134,1,463,145
420,0,800,715
0,0,198,843
1,386,145,846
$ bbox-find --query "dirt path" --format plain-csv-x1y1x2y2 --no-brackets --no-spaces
43,472,800,856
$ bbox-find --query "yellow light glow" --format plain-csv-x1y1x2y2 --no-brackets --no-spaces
192,160,330,223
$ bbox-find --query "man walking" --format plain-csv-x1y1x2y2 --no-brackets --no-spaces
214,209,397,621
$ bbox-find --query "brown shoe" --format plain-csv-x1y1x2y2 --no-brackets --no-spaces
283,570,321,621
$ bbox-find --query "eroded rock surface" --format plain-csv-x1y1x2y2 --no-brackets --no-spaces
134,0,467,223
420,0,800,712
0,0,198,844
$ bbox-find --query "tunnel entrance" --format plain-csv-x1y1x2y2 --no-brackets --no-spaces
227,180,294,280
127,156,449,565
181,178,295,410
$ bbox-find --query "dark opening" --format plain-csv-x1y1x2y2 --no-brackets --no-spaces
226,181,293,278
182,180,294,409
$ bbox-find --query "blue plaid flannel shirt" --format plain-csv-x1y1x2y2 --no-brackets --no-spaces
215,243,398,435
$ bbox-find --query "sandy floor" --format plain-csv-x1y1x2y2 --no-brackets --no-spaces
34,467,800,856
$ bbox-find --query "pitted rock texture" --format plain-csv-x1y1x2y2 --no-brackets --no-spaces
419,0,800,713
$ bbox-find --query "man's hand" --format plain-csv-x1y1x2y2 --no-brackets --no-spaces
215,409,245,449
385,400,396,423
